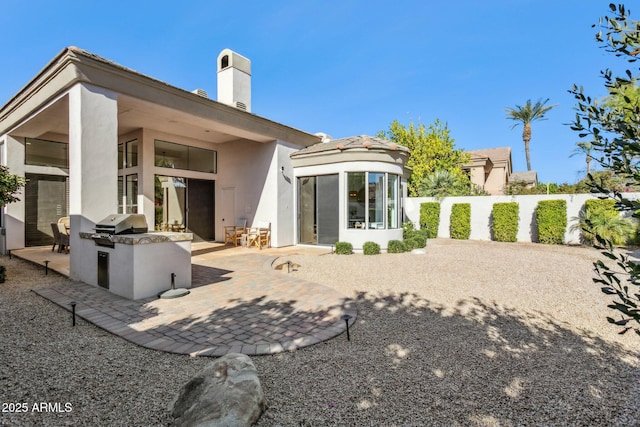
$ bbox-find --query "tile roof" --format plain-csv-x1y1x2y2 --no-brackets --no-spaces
510,170,538,183
291,135,409,157
467,147,511,162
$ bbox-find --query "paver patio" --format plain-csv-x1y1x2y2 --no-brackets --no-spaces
14,243,356,356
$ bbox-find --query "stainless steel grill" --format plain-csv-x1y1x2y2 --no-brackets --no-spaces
91,214,148,247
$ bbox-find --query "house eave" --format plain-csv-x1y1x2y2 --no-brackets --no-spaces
0,47,320,146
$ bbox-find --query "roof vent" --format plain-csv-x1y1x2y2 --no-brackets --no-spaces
191,88,208,98
235,101,247,111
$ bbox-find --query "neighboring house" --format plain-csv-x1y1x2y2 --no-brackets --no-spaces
0,46,410,276
462,147,512,195
509,170,538,188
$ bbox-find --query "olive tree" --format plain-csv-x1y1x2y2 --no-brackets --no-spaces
570,3,640,336
0,165,25,207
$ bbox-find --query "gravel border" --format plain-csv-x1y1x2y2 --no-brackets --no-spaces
1,239,639,425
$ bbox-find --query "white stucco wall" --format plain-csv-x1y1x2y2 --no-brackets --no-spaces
404,193,640,244
276,141,298,247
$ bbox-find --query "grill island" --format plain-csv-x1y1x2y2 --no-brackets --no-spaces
78,214,192,300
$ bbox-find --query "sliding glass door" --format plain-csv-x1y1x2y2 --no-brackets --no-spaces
298,174,338,245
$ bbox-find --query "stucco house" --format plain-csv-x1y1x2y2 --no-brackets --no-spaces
462,147,513,195
0,47,409,279
509,170,538,188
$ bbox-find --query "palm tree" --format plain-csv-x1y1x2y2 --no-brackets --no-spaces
505,98,556,171
570,140,594,176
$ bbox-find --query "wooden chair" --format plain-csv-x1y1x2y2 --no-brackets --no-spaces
224,218,247,246
247,221,271,249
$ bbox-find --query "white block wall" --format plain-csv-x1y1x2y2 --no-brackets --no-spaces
404,193,640,244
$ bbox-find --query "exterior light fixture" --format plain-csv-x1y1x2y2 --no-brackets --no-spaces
341,314,353,341
70,301,77,326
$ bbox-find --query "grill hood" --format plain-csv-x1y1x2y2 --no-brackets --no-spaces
95,214,148,235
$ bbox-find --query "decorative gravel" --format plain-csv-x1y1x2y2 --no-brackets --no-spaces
255,239,640,426
1,239,639,426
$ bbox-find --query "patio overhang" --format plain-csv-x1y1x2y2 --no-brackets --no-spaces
0,47,321,147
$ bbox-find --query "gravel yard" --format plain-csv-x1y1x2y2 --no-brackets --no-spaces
1,239,639,426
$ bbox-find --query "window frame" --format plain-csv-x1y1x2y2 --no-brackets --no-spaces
346,172,400,230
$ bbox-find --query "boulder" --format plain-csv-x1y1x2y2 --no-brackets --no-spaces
169,353,267,426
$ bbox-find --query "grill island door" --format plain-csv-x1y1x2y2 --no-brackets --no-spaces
98,251,109,289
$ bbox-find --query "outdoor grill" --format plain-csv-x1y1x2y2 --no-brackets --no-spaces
91,214,148,248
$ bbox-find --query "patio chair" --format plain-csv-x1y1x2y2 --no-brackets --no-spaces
224,218,247,246
57,222,70,253
51,223,62,252
247,221,271,249
57,216,70,229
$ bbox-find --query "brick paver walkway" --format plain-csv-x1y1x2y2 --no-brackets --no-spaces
27,248,356,356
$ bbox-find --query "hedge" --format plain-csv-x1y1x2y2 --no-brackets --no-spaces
584,198,616,214
363,241,381,255
387,240,407,253
491,202,519,242
420,202,440,238
536,199,567,244
450,203,471,240
334,242,353,255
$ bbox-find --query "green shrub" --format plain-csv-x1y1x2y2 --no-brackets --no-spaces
403,239,418,251
387,240,407,253
420,202,440,238
536,200,567,244
450,203,471,240
491,202,519,242
334,242,353,255
412,234,427,248
402,221,415,238
571,198,636,246
363,241,381,255
402,222,428,248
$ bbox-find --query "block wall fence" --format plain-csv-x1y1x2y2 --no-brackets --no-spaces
403,193,640,244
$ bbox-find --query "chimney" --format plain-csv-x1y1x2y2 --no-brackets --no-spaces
217,49,251,112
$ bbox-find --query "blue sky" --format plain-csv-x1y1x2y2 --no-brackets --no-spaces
0,1,623,184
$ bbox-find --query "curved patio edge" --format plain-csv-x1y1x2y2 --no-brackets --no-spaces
32,255,357,357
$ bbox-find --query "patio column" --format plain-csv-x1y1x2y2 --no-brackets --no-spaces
68,83,118,282
140,129,156,230
3,135,25,250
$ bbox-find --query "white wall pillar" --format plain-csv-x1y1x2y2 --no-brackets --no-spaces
140,129,156,229
68,83,118,281
3,135,25,250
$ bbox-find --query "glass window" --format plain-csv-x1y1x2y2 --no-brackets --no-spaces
189,146,216,173
125,174,138,213
388,174,399,229
368,173,385,229
125,139,138,168
347,172,365,229
155,140,188,169
118,143,124,169
118,176,124,212
25,138,68,168
347,172,400,230
154,175,186,230
154,140,216,173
